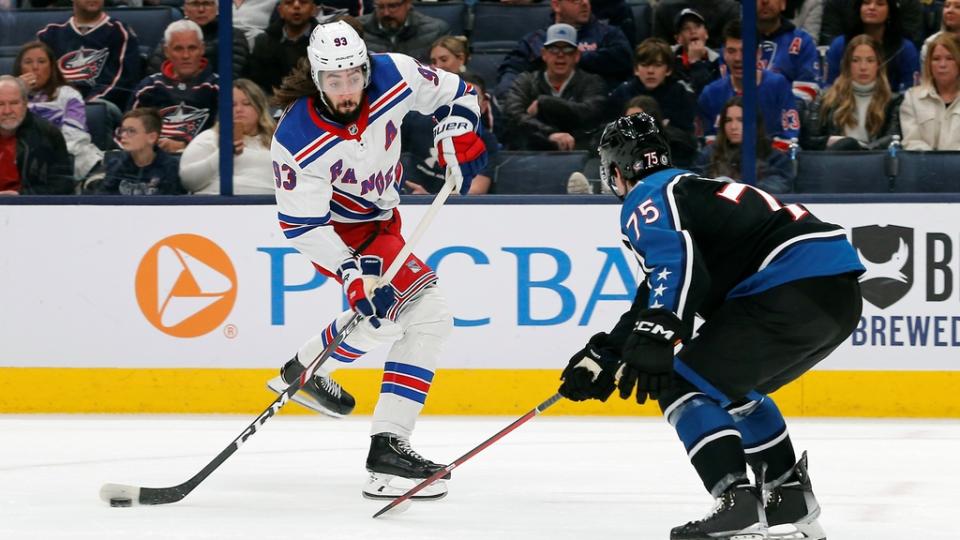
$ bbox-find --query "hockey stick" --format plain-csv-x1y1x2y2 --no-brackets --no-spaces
100,172,459,507
372,392,565,518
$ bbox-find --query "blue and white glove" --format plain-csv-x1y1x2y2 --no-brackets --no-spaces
433,115,487,194
337,256,397,328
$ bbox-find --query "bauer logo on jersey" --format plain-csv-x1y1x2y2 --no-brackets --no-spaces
135,234,238,338
160,103,211,142
58,47,110,83
851,225,914,309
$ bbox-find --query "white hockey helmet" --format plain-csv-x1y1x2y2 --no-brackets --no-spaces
306,21,371,94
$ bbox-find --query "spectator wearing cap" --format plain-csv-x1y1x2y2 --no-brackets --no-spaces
0,75,73,196
248,0,320,94
495,0,632,99
670,8,720,96
359,0,449,62
607,38,697,134
129,20,220,155
652,0,741,49
502,23,607,151
756,0,821,104
147,0,250,77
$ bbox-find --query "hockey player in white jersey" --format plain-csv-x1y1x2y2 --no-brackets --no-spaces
266,21,486,500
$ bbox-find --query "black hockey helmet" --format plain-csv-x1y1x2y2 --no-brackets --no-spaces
598,112,672,198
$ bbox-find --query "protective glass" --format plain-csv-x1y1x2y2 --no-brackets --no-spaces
319,68,366,96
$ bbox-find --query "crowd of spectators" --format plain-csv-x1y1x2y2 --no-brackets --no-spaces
2,0,960,196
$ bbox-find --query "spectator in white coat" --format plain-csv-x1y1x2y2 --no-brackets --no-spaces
900,32,960,150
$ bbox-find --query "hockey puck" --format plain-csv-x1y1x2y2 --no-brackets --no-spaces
110,498,133,507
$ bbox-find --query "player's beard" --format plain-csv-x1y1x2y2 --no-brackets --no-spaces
321,94,363,125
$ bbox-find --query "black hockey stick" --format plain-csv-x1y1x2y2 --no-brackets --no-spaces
372,392,564,518
100,176,459,507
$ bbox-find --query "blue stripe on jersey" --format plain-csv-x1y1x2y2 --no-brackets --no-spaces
727,235,865,299
732,397,787,450
332,185,379,209
299,138,342,169
367,54,404,102
381,383,427,404
432,104,481,131
369,87,413,125
278,211,330,239
384,361,435,383
330,200,379,221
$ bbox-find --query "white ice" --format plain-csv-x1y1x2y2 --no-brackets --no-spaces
1,414,958,539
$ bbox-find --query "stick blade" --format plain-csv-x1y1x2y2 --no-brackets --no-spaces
372,498,413,518
100,483,142,507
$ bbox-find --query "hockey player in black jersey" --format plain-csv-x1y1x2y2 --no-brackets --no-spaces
558,113,864,540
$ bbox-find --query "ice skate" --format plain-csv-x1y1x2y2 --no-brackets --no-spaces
362,433,450,500
764,452,826,540
670,485,767,540
266,357,355,417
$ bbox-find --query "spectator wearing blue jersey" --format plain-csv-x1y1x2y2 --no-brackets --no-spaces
695,96,795,193
495,0,633,98
607,38,697,133
129,20,220,155
670,8,721,96
36,0,142,110
698,20,801,151
824,0,920,93
756,0,821,104
802,34,901,151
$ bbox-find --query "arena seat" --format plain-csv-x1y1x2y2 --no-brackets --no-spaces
471,3,552,51
793,151,891,193
628,0,653,44
892,151,960,193
493,151,589,194
414,2,467,37
0,8,182,57
465,50,506,88
85,100,120,152
0,55,14,76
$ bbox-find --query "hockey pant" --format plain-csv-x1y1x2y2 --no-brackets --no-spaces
657,274,862,496
295,285,452,439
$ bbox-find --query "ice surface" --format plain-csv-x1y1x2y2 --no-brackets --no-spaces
0,415,957,539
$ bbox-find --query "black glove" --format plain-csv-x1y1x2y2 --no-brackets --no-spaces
617,309,684,404
559,333,619,402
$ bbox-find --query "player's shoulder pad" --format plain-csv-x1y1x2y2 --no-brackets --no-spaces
368,53,406,95
273,96,329,159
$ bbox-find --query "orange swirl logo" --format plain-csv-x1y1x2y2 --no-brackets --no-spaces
135,234,237,338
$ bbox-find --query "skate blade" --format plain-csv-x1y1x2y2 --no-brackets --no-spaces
362,474,448,501
767,521,826,540
266,376,345,419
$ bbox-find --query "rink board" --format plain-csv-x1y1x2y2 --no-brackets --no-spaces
1,202,959,416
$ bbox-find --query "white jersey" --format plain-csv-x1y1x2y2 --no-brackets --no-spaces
270,53,481,273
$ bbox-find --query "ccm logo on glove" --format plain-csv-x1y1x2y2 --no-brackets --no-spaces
634,321,676,340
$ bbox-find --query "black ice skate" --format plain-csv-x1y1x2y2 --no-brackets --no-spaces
764,452,826,540
670,485,767,540
362,433,450,500
266,357,355,417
